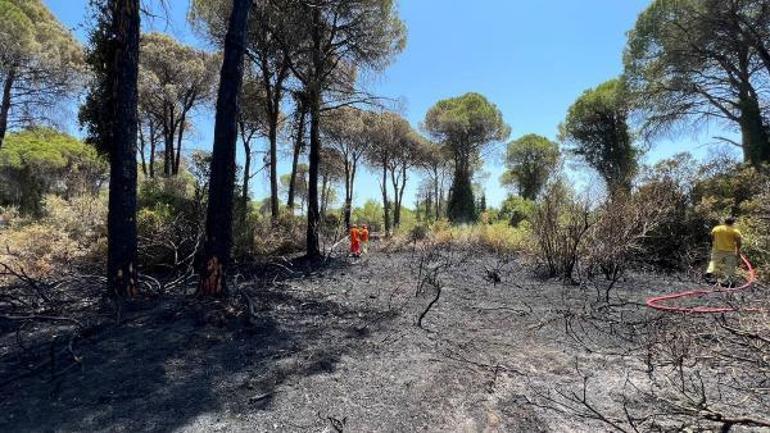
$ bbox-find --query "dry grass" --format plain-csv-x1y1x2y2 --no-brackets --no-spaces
390,220,534,255
0,195,106,279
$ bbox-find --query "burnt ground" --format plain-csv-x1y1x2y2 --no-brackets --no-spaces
1,246,768,433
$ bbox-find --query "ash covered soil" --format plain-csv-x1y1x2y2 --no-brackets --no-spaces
1,246,766,433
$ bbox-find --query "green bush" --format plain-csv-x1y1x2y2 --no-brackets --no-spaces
137,177,205,272
409,223,430,243
498,195,536,227
634,154,769,277
427,220,532,254
635,154,709,268
738,192,770,281
249,210,306,256
0,128,107,215
353,199,384,232
531,181,594,280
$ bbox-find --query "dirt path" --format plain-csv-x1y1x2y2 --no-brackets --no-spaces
1,250,764,432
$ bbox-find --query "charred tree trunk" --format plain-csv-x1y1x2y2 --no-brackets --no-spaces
0,67,15,150
396,164,407,227
738,86,770,166
287,101,306,209
735,47,770,166
262,63,287,224
305,6,323,259
138,124,148,177
148,121,156,178
241,127,251,222
173,115,186,175
343,158,357,229
198,0,252,296
343,161,352,229
380,161,391,234
163,117,175,177
107,0,140,298
389,163,408,227
448,158,476,224
433,167,441,220
390,166,400,227
306,85,321,258
320,173,329,218
268,114,279,223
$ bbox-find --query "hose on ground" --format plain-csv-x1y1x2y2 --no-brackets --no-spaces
645,255,758,314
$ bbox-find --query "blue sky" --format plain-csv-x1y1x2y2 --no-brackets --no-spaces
45,0,734,207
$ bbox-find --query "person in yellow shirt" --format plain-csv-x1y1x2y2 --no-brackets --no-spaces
705,217,742,286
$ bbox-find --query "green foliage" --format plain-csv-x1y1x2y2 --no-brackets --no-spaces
424,92,511,150
424,220,532,255
79,0,114,154
739,191,770,281
624,0,770,166
692,157,767,222
137,177,204,272
138,32,218,174
560,79,639,194
633,153,708,268
425,92,510,224
447,172,477,224
633,153,770,276
352,199,384,232
502,134,560,200
0,0,36,54
532,180,594,280
690,160,770,278
0,128,107,214
0,0,81,63
280,163,309,209
0,0,84,136
498,195,536,227
250,211,306,256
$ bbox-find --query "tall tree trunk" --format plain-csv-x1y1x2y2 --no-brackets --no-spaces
268,115,279,223
107,0,140,298
305,6,323,259
258,59,287,223
343,159,357,229
174,115,186,175
138,124,148,177
149,122,156,178
320,174,329,217
390,167,400,227
198,0,251,296
287,102,306,209
241,131,251,221
380,161,391,234
163,125,174,176
433,167,441,220
0,67,15,150
396,164,408,226
389,164,408,227
306,86,321,258
448,159,476,224
738,87,770,166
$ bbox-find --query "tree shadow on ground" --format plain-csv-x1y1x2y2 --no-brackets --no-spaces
0,257,382,433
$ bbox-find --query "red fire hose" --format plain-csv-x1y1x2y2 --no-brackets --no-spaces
645,255,758,314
